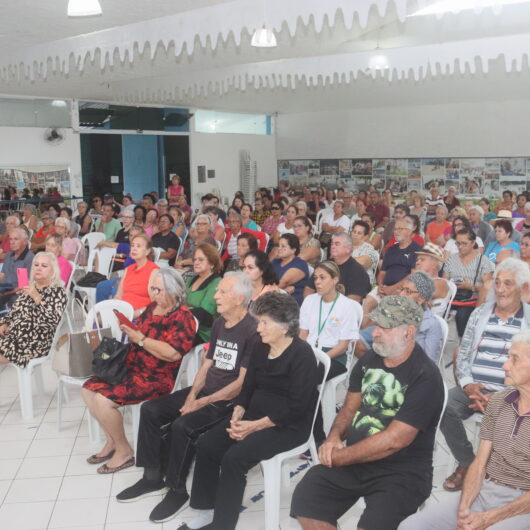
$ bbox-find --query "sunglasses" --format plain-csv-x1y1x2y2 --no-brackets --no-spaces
271,206,280,210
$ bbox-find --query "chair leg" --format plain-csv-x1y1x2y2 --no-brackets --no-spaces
321,382,336,435
57,379,63,431
131,405,141,454
87,411,101,444
16,367,34,420
308,436,319,464
34,365,45,395
281,461,291,489
263,460,282,530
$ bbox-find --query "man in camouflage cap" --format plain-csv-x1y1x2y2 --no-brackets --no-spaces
291,296,444,530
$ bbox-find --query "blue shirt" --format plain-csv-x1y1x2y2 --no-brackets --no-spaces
485,240,520,263
272,257,309,306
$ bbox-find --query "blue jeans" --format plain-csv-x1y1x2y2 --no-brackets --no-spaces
95,278,119,304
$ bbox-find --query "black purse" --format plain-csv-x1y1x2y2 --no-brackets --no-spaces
452,254,483,306
77,272,108,287
92,337,129,384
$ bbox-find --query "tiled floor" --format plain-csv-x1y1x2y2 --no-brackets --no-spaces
0,319,467,529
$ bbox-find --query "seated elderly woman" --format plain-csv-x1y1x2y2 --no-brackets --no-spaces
351,220,379,284
0,251,67,368
174,214,217,272
225,233,258,272
184,292,318,530
114,233,160,315
484,219,520,263
272,233,310,305
82,268,196,474
0,216,21,260
293,215,321,267
242,249,279,301
22,204,39,232
45,233,73,286
54,216,83,261
185,242,222,344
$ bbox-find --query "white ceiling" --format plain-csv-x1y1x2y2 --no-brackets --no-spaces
1,0,530,114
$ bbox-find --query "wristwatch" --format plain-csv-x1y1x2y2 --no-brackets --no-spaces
138,336,146,347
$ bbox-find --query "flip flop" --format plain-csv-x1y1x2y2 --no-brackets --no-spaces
97,456,135,475
86,450,115,465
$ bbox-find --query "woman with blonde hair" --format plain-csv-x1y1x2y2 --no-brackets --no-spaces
0,251,67,368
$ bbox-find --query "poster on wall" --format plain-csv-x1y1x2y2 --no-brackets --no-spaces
277,156,530,199
0,165,70,194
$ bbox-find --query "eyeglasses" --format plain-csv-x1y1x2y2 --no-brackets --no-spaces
150,286,162,295
271,206,280,210
399,287,419,295
455,241,471,247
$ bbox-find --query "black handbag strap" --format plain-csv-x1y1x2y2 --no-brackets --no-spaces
471,253,483,287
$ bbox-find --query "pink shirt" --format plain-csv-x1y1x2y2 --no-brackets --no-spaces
57,255,73,286
168,185,184,204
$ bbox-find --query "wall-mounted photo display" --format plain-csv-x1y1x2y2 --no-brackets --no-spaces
278,157,530,198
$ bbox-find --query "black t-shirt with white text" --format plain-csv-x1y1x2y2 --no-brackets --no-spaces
202,313,259,395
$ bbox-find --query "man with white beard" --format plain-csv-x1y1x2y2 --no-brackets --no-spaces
291,296,444,530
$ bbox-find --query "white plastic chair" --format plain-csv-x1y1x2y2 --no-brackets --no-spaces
321,301,363,435
79,233,105,273
56,300,134,442
315,208,332,236
260,348,330,530
434,314,449,368
14,312,67,419
442,280,458,320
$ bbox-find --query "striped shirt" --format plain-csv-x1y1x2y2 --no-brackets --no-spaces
444,252,494,287
481,389,530,490
471,306,524,391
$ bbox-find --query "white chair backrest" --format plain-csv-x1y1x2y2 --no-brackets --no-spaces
94,246,117,277
315,208,332,235
72,222,81,238
437,381,449,434
152,247,163,261
443,280,458,320
85,300,134,341
82,233,106,271
348,301,364,372
434,314,449,367
311,347,332,431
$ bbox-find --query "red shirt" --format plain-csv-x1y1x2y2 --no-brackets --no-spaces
366,203,390,225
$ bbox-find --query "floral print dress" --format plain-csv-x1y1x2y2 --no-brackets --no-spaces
83,302,196,405
0,286,67,368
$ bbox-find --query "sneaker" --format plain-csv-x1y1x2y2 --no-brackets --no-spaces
149,489,189,523
116,477,167,503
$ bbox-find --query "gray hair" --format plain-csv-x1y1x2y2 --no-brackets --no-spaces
470,205,484,218
23,204,36,214
296,201,307,210
395,218,414,230
224,271,252,307
6,215,20,226
157,199,168,206
12,227,28,240
195,213,213,229
332,232,354,249
54,217,70,229
436,204,449,214
493,258,530,289
155,268,186,306
250,291,300,338
227,212,243,225
512,330,530,349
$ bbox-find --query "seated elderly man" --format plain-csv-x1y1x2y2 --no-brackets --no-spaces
116,272,259,523
362,217,422,324
441,258,530,492
400,330,530,530
304,233,371,303
0,228,34,310
469,205,493,242
291,296,444,530
413,242,451,316
356,271,444,364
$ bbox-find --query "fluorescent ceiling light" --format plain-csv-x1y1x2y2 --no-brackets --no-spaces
369,54,390,71
410,0,530,16
251,26,277,48
51,100,67,108
67,0,102,17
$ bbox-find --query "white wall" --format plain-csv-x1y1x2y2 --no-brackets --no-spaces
276,100,530,159
0,127,82,196
189,132,277,208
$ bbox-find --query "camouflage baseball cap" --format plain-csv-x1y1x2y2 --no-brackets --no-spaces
368,295,423,329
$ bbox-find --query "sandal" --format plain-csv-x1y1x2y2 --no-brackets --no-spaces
443,465,468,492
86,450,115,465
97,456,135,475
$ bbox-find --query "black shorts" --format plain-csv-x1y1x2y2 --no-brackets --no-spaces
291,463,430,530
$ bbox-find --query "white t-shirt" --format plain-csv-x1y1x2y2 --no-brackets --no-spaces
322,213,350,233
445,236,484,255
276,222,294,236
300,293,361,349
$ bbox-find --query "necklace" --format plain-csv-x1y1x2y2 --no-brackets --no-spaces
315,293,339,349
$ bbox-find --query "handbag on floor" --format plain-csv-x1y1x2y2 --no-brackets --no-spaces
92,336,130,384
53,327,113,378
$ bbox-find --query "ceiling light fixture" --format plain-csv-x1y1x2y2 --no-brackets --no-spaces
369,54,390,71
251,26,277,48
410,0,530,16
51,100,67,108
67,0,102,17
